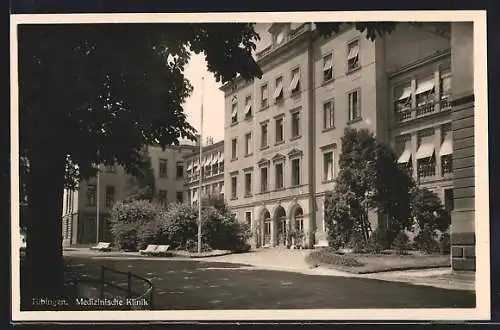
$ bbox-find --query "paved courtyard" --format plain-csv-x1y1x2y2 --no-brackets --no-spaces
64,251,476,310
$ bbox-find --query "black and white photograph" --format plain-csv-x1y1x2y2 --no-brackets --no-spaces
10,10,489,322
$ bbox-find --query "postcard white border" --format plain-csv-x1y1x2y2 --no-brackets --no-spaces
10,10,489,322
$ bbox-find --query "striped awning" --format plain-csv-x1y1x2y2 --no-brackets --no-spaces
439,138,453,156
397,148,412,164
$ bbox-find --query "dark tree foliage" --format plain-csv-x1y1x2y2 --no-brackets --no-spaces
316,22,397,41
324,128,415,249
18,23,262,302
411,187,451,233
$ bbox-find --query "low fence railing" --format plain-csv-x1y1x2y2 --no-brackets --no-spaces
66,265,154,310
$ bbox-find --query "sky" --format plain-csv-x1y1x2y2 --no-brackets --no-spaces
181,24,273,145
182,53,225,144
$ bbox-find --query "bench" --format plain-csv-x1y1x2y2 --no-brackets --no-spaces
139,244,159,255
89,242,111,252
150,245,171,257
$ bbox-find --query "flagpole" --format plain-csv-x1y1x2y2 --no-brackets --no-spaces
96,165,100,244
198,77,204,254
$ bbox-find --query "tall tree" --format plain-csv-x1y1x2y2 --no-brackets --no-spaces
18,23,262,302
324,128,415,248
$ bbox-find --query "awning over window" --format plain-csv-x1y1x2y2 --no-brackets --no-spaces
416,79,435,95
231,95,238,104
398,86,412,100
220,183,225,194
211,154,219,165
439,138,453,156
192,191,198,201
261,87,269,100
218,152,224,163
244,102,252,115
415,142,435,159
397,148,412,164
231,107,237,118
289,71,300,91
187,162,193,171
204,156,211,167
347,43,359,60
323,55,333,70
273,80,283,99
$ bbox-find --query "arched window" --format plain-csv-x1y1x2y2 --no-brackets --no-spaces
294,207,304,232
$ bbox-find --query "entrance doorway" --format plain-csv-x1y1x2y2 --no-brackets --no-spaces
275,206,287,246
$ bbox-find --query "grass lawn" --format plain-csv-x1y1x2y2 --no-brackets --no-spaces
306,249,451,274
55,256,473,310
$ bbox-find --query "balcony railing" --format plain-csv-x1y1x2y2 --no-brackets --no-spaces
395,96,452,124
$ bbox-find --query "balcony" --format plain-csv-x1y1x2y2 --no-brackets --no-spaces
394,97,452,124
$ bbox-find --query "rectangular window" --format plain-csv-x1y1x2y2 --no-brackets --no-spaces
348,90,361,121
261,123,268,148
158,190,167,205
440,123,453,175
260,167,268,192
291,158,300,186
396,134,413,175
245,172,252,196
323,53,333,82
176,191,183,203
245,212,252,227
289,68,301,94
416,76,435,107
244,95,252,118
245,133,252,156
394,83,412,112
176,162,184,178
347,40,360,71
261,84,269,108
231,138,237,160
274,76,284,102
323,101,335,129
275,117,284,143
417,129,436,178
159,159,168,178
231,97,238,124
323,152,334,182
291,111,300,138
440,71,452,99
444,189,454,211
275,163,284,190
87,184,96,206
231,176,238,199
105,186,115,208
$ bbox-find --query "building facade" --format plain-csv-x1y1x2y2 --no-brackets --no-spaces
222,22,456,250
184,139,225,205
61,144,195,246
449,22,475,271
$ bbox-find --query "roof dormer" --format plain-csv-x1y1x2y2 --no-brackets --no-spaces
268,23,291,47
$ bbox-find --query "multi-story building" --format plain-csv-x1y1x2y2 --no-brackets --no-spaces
61,143,196,246
222,22,454,249
184,139,225,204
449,22,475,271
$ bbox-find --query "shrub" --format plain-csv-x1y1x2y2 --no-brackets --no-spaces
414,225,439,254
109,200,162,251
110,222,140,251
393,231,410,255
346,230,367,253
366,227,394,254
185,238,212,253
439,232,451,255
136,219,161,250
305,248,364,268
